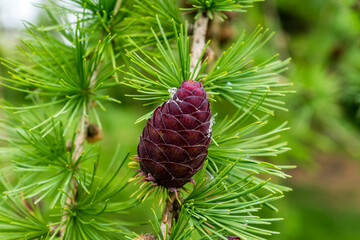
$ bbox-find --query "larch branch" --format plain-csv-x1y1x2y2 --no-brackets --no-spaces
160,10,210,239
58,58,100,238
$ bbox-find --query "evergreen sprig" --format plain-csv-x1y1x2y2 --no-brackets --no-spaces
40,0,183,52
39,0,129,31
184,0,262,20
208,107,293,195
176,163,283,240
53,151,134,240
127,0,183,50
204,26,292,116
0,19,120,135
121,8,292,239
123,22,291,119
122,17,208,122
0,114,135,239
0,192,49,239
0,112,83,208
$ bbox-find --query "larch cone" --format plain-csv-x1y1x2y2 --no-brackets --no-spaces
137,80,212,190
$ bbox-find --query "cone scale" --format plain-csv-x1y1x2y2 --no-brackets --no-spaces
137,80,211,190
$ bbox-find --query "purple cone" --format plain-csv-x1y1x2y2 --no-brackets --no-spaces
137,80,211,189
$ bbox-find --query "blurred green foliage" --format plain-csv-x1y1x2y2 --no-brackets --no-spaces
239,0,360,239
267,0,360,161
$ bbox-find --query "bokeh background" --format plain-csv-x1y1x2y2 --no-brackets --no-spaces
0,0,360,239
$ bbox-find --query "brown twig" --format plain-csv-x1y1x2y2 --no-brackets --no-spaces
58,53,101,239
58,111,89,237
113,0,122,17
160,193,176,238
190,12,209,78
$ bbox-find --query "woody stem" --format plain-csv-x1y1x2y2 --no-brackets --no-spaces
190,11,209,78
160,193,176,238
58,53,100,239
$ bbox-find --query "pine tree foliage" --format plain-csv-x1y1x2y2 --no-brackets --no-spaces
203,26,292,115
0,195,49,239
128,0,183,47
139,163,284,240
0,0,293,239
182,163,283,240
183,0,262,20
122,18,208,123
38,0,182,52
54,150,134,240
3,121,81,208
0,110,135,239
123,22,291,119
0,19,119,135
0,176,49,240
208,108,293,195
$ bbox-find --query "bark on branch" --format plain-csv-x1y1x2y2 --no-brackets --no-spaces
113,0,122,17
58,115,88,237
190,13,209,78
58,60,99,238
160,193,177,238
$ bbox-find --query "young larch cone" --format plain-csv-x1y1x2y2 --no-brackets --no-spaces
137,80,211,190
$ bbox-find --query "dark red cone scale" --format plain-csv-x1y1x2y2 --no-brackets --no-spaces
137,80,211,189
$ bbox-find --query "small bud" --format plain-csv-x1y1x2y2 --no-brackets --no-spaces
223,11,238,20
218,24,234,45
66,140,72,152
203,46,215,63
86,124,103,143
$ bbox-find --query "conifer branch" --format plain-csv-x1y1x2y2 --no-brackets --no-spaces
59,57,101,238
58,116,88,237
190,12,209,77
158,11,210,238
